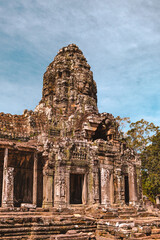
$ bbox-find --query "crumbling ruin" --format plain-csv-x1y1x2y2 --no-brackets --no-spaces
0,44,160,240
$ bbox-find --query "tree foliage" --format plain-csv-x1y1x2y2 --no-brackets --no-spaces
141,132,160,201
116,117,160,201
126,119,159,152
116,116,131,139
116,117,159,152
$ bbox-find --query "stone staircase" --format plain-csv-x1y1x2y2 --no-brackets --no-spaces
0,207,96,240
0,206,160,239
95,206,160,239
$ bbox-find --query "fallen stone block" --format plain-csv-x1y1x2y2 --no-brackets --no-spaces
21,203,36,209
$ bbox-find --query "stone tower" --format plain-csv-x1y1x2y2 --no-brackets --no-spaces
42,44,98,115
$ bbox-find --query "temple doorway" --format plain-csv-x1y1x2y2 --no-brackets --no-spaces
70,174,84,204
13,152,33,207
37,153,44,207
124,175,129,204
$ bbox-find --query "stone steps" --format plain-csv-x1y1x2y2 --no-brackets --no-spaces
118,214,138,219
0,206,160,239
97,216,160,239
130,234,160,239
0,211,96,240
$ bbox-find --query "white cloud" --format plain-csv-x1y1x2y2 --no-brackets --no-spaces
0,0,160,126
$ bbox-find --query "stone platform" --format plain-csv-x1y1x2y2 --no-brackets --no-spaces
0,207,96,239
0,206,159,239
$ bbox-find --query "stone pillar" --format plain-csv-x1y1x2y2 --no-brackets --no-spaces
65,169,70,207
110,173,114,205
88,170,94,204
54,176,60,208
100,167,110,205
114,169,122,205
82,173,87,204
54,165,67,208
136,166,142,202
42,168,54,208
94,169,100,203
6,167,14,207
129,165,138,205
2,148,8,207
33,152,38,206
117,175,121,203
156,195,160,205
2,148,14,207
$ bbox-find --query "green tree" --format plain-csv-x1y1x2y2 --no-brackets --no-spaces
116,117,159,152
116,117,160,201
126,119,159,152
141,132,160,201
116,116,130,139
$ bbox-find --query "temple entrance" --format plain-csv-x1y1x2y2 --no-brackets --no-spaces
70,174,84,204
124,175,129,204
37,153,44,207
13,152,33,207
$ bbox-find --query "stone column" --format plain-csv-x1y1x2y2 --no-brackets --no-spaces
6,167,14,207
136,166,142,202
2,148,14,207
129,165,138,205
2,148,8,207
100,167,110,205
156,196,160,205
117,175,121,203
54,165,66,208
114,169,122,205
82,173,87,204
42,168,54,208
110,173,114,205
33,152,38,206
94,169,100,203
65,170,70,207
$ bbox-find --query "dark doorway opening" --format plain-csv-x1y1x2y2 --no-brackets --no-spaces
125,175,129,204
37,154,44,207
70,174,84,204
92,122,108,141
14,152,33,207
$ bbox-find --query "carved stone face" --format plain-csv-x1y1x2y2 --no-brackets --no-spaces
76,72,95,97
83,82,90,95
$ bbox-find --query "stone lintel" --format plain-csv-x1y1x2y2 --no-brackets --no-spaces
0,141,37,152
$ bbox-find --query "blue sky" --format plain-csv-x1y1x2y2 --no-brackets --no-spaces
0,0,160,126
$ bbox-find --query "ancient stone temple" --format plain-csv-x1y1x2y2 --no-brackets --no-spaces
0,44,142,210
